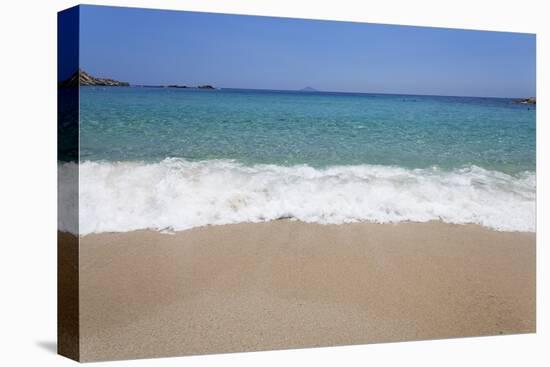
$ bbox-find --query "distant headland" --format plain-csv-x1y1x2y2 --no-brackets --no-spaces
58,69,130,88
58,70,216,89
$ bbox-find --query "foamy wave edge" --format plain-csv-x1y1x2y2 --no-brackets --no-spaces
58,158,536,235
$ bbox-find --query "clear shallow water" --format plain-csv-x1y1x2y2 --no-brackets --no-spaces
80,87,535,173
71,87,536,234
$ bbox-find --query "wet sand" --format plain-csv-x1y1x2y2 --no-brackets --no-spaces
71,221,535,361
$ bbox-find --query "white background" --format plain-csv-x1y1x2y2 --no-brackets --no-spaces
0,0,547,365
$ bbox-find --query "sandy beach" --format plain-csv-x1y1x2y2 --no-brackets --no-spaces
69,220,535,361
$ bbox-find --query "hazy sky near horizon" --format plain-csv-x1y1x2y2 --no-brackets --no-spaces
78,5,536,97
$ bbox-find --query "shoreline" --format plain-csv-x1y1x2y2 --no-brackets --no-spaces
76,219,537,238
72,220,535,361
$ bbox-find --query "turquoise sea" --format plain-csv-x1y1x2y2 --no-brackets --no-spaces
80,87,535,173
70,87,536,234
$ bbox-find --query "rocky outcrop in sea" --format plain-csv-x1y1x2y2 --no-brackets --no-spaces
516,97,536,105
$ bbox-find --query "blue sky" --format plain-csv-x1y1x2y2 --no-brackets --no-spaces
78,5,535,98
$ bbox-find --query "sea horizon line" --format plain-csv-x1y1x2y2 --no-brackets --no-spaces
106,84,534,100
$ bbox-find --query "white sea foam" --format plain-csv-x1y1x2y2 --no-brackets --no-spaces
59,158,536,235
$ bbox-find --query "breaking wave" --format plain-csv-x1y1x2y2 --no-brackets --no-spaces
59,158,535,235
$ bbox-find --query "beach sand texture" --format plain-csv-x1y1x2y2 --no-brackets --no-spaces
69,220,535,361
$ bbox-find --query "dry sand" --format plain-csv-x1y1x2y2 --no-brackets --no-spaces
72,221,535,361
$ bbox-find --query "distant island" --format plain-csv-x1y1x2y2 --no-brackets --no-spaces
165,84,215,90
59,70,217,90
299,86,318,92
